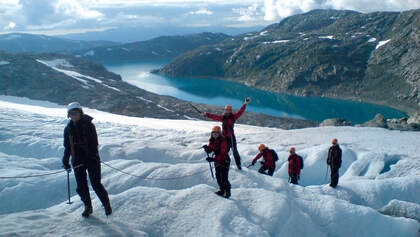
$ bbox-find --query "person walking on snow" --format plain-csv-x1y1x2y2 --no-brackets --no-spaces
62,102,112,218
203,98,250,170
288,147,304,185
203,126,231,198
327,138,342,188
251,144,278,176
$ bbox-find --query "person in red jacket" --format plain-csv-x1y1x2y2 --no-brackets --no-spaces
203,126,231,198
288,147,304,185
203,98,250,170
251,144,276,176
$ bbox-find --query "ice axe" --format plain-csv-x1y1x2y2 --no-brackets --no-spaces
66,170,73,204
206,152,215,180
189,103,203,114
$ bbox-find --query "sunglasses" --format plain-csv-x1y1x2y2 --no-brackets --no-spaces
69,110,81,116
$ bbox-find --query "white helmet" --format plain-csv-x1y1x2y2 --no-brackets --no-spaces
67,102,83,117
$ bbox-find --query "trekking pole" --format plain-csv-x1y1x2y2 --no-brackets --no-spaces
206,152,215,180
66,170,73,204
246,163,253,168
189,103,203,114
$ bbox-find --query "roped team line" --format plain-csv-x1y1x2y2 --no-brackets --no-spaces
0,162,208,181
0,164,84,179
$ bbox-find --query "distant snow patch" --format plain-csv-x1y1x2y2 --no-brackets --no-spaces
376,39,391,50
107,48,113,51
136,96,153,103
215,48,222,52
368,38,377,43
330,16,339,20
84,50,95,56
319,36,334,40
157,105,175,113
263,40,290,44
36,59,119,92
259,31,268,36
0,61,10,66
36,59,73,68
152,51,159,55
122,48,129,52
244,35,258,41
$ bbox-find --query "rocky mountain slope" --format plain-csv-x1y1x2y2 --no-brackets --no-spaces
158,9,420,114
0,51,317,129
69,32,230,63
0,33,117,53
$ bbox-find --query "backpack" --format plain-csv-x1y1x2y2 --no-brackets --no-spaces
270,149,279,162
299,155,304,169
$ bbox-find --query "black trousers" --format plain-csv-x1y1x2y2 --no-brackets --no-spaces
290,174,299,184
226,135,241,169
215,165,231,194
258,166,275,176
74,160,110,208
330,167,340,187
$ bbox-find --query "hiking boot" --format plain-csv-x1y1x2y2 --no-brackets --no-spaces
224,189,231,199
104,203,112,216
82,205,93,218
215,190,224,196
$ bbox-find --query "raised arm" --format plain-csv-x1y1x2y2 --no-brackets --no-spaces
205,112,224,121
233,104,247,120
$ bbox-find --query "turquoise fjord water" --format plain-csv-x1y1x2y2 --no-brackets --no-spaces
105,61,407,124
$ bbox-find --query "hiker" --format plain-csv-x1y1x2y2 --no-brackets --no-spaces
62,102,112,218
203,126,231,198
251,144,278,176
288,147,304,184
327,138,342,188
203,98,250,170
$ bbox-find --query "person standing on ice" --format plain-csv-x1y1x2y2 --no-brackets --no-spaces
288,147,304,185
327,138,342,188
251,144,278,176
203,126,231,198
62,102,112,218
203,98,250,170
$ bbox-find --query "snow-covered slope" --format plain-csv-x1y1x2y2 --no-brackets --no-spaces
0,96,419,237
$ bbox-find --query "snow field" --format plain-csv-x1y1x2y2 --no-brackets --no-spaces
0,96,419,236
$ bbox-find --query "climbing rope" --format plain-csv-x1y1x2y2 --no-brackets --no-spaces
0,160,208,181
100,161,209,180
0,164,83,179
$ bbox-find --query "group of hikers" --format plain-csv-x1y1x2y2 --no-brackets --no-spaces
62,98,342,217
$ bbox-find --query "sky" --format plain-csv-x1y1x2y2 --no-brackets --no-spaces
0,0,419,42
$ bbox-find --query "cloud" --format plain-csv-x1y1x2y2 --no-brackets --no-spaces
264,0,420,20
189,8,213,15
4,21,16,30
233,3,264,22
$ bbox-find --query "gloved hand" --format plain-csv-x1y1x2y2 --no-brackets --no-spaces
206,157,215,162
63,163,71,172
245,97,251,104
251,161,255,166
202,145,210,153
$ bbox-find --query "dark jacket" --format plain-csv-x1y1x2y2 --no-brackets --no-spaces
288,154,303,175
205,104,247,137
63,114,100,166
252,149,276,168
327,144,342,169
207,136,230,166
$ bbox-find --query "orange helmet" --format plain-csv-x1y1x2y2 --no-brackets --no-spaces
258,144,266,151
332,138,338,144
225,105,232,111
212,126,221,133
289,147,296,153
